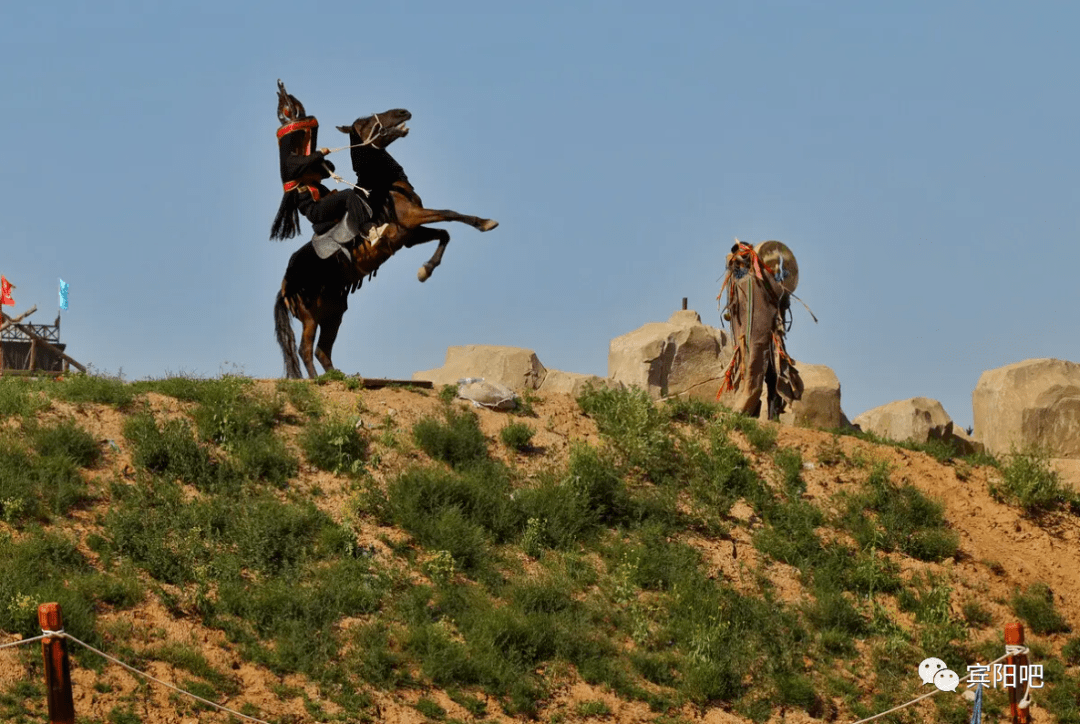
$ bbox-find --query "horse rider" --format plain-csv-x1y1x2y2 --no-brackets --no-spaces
717,239,804,420
269,80,376,246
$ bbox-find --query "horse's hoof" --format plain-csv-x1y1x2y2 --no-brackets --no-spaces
417,266,431,282
480,219,499,232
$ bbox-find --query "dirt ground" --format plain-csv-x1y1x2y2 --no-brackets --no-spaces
2,381,1078,724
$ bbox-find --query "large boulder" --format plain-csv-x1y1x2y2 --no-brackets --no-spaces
777,363,844,429
608,310,731,400
538,370,623,397
973,358,1080,458
853,397,954,444
413,345,547,391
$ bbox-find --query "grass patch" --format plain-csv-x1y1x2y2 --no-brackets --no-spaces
54,372,134,407
412,407,489,470
1011,583,1071,634
0,439,90,523
990,449,1078,516
839,461,958,562
0,377,50,418
275,379,324,419
123,411,219,489
300,416,368,475
727,414,778,453
500,421,535,452
577,385,678,483
28,418,100,467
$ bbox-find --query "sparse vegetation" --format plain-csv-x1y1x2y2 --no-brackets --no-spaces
990,448,1078,516
2,375,1078,724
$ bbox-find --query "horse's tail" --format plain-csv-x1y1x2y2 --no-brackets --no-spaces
274,290,303,379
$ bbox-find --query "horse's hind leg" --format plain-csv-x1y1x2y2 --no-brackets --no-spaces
314,310,343,374
399,207,498,232
298,313,320,379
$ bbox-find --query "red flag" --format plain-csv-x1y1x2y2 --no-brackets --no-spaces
0,276,13,306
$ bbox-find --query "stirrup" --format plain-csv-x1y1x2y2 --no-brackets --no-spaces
364,223,390,246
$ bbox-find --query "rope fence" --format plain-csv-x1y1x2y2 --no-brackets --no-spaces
849,646,1028,724
5,604,1038,724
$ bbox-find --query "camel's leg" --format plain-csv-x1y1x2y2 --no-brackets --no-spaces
397,207,498,232
315,310,343,374
400,227,452,282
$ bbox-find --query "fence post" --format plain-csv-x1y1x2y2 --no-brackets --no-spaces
38,603,76,724
1004,622,1029,724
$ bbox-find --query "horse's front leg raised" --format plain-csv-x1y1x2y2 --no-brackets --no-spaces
399,207,498,233
403,227,452,282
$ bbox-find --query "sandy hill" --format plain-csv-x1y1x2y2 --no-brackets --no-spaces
0,375,1077,724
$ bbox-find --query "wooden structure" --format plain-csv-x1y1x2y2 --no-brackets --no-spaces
0,306,85,375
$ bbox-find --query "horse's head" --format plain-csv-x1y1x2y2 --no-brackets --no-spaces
336,109,411,150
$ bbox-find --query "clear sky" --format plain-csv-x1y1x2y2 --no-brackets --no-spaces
2,1,1077,430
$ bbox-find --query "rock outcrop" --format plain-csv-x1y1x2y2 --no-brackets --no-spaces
413,345,547,390
538,370,623,397
777,363,844,429
973,358,1080,458
608,310,731,400
853,397,955,444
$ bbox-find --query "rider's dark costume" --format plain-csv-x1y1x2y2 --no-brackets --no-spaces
270,80,372,241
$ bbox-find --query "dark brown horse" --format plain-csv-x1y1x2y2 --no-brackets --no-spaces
274,109,499,379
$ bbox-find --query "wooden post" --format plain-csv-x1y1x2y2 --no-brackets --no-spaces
682,297,688,310
38,603,76,724
29,338,37,372
1005,622,1030,724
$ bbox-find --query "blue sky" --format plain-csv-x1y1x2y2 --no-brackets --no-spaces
2,2,1077,429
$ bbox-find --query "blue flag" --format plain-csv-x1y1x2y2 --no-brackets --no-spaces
59,278,69,310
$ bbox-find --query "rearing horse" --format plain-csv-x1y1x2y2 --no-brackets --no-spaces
274,109,499,379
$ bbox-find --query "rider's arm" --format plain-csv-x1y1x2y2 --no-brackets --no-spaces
284,151,335,182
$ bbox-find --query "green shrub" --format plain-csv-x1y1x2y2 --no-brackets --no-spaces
962,600,993,628
412,407,489,470
229,431,298,486
347,623,410,688
772,447,804,495
301,417,368,474
664,397,726,424
685,426,767,518
840,461,958,562
1062,635,1080,665
190,376,283,445
0,532,103,642
753,497,824,568
577,385,678,483
1011,583,1071,634
991,449,1076,515
500,421,535,451
515,444,628,550
123,412,217,488
0,439,90,523
29,418,100,467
